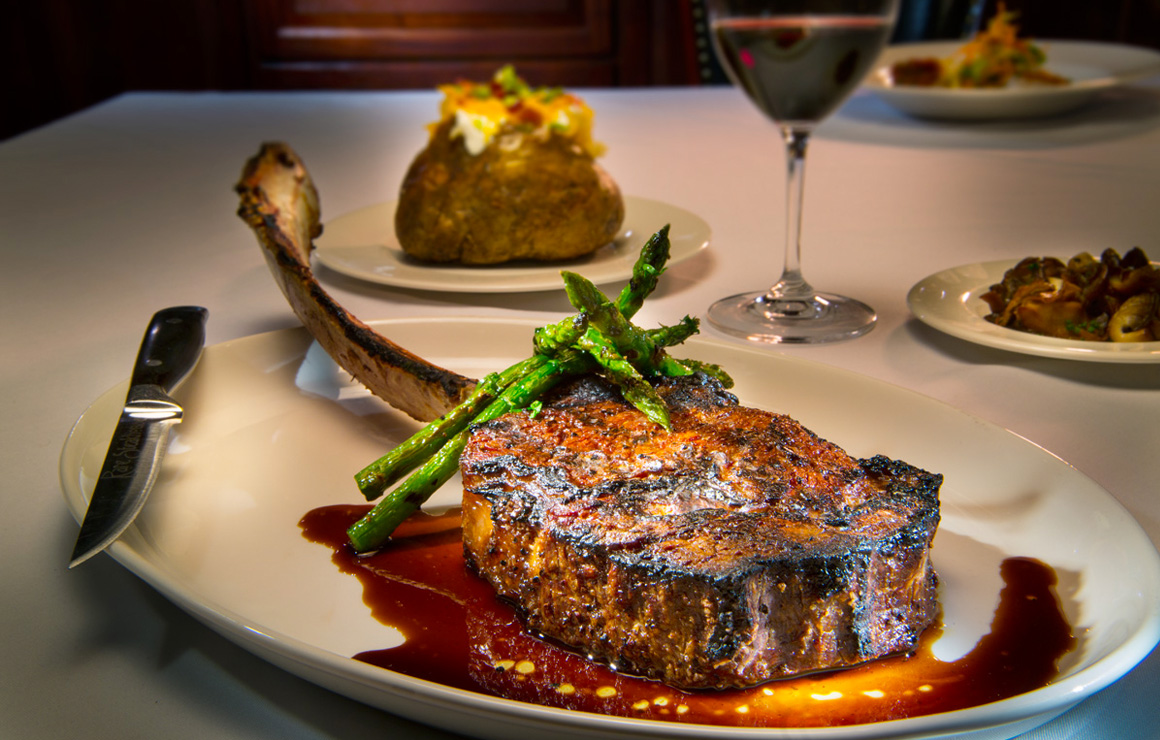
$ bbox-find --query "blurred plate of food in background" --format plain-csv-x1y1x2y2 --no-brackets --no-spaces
867,40,1160,120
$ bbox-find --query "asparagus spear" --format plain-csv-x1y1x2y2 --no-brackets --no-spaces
616,224,671,318
348,349,593,551
573,326,671,430
347,430,468,552
533,312,589,355
564,270,694,379
643,318,735,387
356,305,593,501
354,355,543,501
647,315,699,347
563,271,648,360
346,225,721,551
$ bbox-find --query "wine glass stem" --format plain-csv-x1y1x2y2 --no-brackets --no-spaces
774,126,813,299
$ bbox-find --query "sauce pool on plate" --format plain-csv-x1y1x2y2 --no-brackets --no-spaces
301,505,1075,727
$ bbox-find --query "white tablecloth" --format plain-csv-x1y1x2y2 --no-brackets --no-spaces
2,82,1158,739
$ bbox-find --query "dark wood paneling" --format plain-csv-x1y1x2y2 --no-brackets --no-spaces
2,0,698,139
254,58,620,89
2,0,249,140
241,0,678,89
4,0,1156,141
248,0,611,60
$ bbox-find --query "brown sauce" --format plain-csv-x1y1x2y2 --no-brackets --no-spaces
301,505,1075,727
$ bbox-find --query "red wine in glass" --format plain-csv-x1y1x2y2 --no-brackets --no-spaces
714,17,892,125
707,2,898,343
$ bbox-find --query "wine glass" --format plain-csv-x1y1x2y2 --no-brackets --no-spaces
706,0,900,343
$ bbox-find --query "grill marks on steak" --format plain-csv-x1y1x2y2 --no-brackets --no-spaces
460,375,941,690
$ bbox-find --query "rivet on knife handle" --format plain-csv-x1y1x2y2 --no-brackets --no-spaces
68,306,208,568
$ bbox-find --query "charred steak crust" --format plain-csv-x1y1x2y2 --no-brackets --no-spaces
460,375,942,690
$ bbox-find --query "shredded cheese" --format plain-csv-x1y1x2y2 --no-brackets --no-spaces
428,65,605,158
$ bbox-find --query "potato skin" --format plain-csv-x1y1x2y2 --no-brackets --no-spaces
395,119,625,265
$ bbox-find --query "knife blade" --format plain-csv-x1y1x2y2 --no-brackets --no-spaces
68,306,209,568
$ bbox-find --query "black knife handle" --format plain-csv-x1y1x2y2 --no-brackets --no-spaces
130,306,209,394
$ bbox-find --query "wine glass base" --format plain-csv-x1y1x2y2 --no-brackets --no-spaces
707,291,876,344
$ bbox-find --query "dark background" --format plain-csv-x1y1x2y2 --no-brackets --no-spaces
5,0,1159,142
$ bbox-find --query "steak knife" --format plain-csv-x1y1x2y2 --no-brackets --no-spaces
68,306,208,568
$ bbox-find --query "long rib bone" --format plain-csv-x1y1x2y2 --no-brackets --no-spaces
235,142,476,422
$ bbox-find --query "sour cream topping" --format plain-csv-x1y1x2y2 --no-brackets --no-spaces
429,65,605,158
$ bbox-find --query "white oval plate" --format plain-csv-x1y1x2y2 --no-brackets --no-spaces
60,318,1160,740
908,260,1160,363
866,40,1160,120
313,196,710,293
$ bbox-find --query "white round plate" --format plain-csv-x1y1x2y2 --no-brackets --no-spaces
866,40,1160,120
908,260,1160,363
312,196,710,293
60,318,1160,740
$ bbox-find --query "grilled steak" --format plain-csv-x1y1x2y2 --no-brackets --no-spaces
460,374,941,690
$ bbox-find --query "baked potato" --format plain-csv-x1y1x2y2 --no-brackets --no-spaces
395,66,624,265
